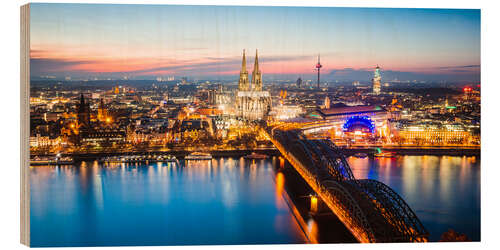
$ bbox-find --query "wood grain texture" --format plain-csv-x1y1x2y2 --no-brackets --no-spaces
20,3,30,247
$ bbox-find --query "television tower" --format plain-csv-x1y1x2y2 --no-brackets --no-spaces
315,54,322,89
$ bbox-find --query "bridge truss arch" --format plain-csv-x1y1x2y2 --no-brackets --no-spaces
348,179,429,242
264,124,429,243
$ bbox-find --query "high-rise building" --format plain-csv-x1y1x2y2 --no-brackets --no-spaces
296,77,302,88
181,77,188,84
236,49,271,120
207,89,216,105
372,65,381,95
324,95,330,109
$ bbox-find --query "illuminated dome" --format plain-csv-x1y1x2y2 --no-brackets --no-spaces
343,116,375,134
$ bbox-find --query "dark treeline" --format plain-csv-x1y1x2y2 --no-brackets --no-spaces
384,87,463,97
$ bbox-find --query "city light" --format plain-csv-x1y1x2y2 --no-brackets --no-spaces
26,49,480,245
310,195,318,213
25,4,481,246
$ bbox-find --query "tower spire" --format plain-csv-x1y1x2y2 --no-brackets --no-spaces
238,49,249,91
241,49,247,72
251,49,262,91
80,93,85,106
254,49,259,72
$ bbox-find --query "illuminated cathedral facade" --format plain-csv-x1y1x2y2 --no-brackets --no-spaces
235,50,271,120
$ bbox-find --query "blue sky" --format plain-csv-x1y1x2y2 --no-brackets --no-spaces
29,3,480,82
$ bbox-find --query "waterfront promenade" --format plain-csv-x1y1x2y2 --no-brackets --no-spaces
30,145,480,161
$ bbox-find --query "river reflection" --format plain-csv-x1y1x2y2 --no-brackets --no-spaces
30,158,306,247
347,155,480,241
30,155,480,245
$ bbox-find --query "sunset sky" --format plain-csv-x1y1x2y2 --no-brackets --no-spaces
30,3,480,81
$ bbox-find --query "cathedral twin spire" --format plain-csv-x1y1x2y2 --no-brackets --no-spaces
238,49,262,91
238,50,249,91
251,50,262,91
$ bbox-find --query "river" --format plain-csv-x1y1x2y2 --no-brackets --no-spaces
30,155,480,246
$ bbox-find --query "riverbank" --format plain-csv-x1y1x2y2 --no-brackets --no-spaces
30,146,480,162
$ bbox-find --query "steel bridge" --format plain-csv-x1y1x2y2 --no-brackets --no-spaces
264,123,428,243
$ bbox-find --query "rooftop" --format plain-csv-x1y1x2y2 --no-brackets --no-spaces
318,105,386,117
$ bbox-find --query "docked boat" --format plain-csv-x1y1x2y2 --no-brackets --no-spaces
31,155,74,166
101,156,122,163
163,155,179,164
374,152,395,158
353,152,368,158
185,152,212,160
244,152,269,159
100,154,179,164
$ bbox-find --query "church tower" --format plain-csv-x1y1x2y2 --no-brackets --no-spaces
97,98,108,123
238,50,249,91
251,50,262,91
235,49,271,121
77,94,90,128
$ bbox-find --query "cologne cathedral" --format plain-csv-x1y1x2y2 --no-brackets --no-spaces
235,50,271,120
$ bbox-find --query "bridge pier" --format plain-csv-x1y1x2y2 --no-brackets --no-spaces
279,156,285,169
309,194,331,216
310,195,318,214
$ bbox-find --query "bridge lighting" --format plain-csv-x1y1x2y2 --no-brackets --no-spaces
279,156,285,168
276,172,285,197
310,195,318,213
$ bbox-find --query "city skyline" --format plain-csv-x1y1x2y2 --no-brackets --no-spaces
23,3,481,246
30,4,480,81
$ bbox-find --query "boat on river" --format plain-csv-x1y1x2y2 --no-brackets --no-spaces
185,152,212,160
31,155,74,166
244,152,269,159
100,155,179,164
374,151,396,158
353,152,368,158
